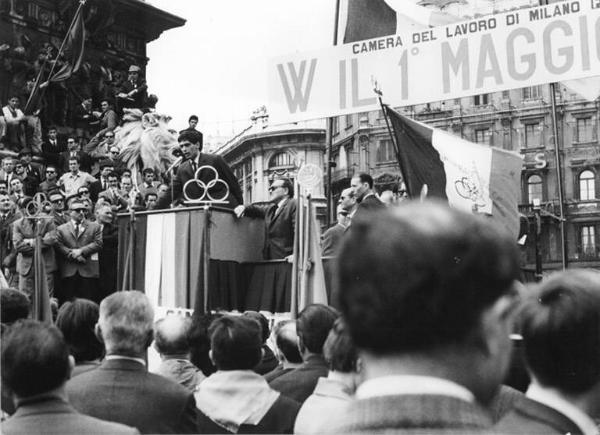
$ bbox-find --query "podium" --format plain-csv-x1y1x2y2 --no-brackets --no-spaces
116,206,302,312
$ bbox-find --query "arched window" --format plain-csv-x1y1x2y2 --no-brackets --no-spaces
527,175,543,204
579,170,596,200
269,152,293,169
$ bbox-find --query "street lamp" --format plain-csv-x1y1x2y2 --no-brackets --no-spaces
532,198,542,281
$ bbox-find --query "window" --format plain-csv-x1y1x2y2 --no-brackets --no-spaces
524,123,542,148
473,94,489,106
522,85,542,100
575,117,594,143
269,152,293,169
579,170,596,200
581,225,596,256
233,165,243,181
243,159,252,177
345,114,353,129
376,139,395,163
474,128,491,145
502,90,510,99
527,175,543,204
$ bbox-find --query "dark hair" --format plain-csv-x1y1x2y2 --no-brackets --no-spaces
178,130,203,149
355,173,374,189
107,171,119,180
144,192,158,201
209,315,262,370
189,115,198,122
323,318,358,373
189,312,223,376
154,316,192,355
243,311,269,343
520,270,600,395
55,299,104,363
296,304,339,354
1,320,70,397
68,156,80,164
337,201,519,354
142,168,155,176
47,126,58,132
274,320,302,364
274,177,294,198
0,288,30,325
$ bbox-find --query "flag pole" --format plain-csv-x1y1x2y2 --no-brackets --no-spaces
375,89,412,198
25,0,87,113
325,0,341,227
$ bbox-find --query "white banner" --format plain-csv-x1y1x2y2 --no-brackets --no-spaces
268,0,600,124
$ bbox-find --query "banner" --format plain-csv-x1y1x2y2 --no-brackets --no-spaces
268,0,600,124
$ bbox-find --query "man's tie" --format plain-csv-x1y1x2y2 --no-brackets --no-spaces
75,223,80,237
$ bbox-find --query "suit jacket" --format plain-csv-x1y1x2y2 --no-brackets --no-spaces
245,197,297,260
268,354,328,404
354,194,385,221
41,140,67,168
321,223,346,256
0,210,21,268
326,394,493,434
98,223,118,299
98,188,129,211
119,79,148,108
73,104,95,131
55,219,102,278
2,394,138,435
157,153,243,209
495,396,584,434
13,217,57,275
66,358,198,434
196,394,300,434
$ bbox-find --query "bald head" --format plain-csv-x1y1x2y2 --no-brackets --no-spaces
154,315,192,356
339,187,356,212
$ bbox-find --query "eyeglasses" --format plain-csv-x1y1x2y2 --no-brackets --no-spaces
110,151,119,155
79,191,89,195
67,140,75,143
72,208,86,213
46,170,55,174
105,135,114,138
51,199,64,204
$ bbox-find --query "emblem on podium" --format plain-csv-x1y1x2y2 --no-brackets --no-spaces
183,165,230,205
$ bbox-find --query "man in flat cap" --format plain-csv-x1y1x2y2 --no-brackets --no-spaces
117,65,148,109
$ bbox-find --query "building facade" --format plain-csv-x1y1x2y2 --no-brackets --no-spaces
0,0,184,127
330,85,600,272
215,122,327,222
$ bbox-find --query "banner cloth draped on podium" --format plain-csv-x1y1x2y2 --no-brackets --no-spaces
116,206,334,313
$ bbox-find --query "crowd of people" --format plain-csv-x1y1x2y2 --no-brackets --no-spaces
1,201,599,434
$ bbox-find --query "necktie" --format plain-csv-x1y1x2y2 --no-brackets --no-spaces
191,160,197,174
75,223,80,236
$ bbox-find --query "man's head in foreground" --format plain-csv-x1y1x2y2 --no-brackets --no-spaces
337,201,520,405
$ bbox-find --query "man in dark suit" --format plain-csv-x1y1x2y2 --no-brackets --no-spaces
350,172,385,220
73,96,95,140
0,194,20,287
18,148,42,190
157,130,243,209
66,291,198,434
1,320,138,435
321,205,349,256
328,202,521,433
269,304,338,403
55,200,102,304
117,65,148,110
59,137,93,174
41,126,67,169
496,270,600,435
235,177,296,260
95,204,118,300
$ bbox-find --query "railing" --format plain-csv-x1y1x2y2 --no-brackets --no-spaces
331,167,354,183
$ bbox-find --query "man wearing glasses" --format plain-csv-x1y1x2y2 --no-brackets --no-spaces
117,65,148,110
234,178,296,260
48,191,68,226
55,200,103,304
38,166,59,195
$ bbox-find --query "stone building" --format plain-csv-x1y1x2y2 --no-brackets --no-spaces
329,84,600,272
0,0,184,127
215,121,327,221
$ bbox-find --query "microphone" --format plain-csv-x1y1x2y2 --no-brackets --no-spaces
166,156,183,174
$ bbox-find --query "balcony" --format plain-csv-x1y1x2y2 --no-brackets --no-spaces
518,200,561,217
331,167,354,183
566,200,600,216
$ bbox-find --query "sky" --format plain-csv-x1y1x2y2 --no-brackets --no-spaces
146,0,335,139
